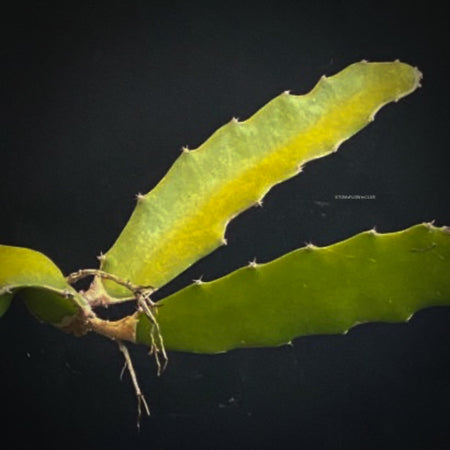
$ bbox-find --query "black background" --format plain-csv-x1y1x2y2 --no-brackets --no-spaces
1,1,449,449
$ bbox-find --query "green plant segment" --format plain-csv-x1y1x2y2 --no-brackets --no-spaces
136,224,450,353
1,60,447,421
99,61,421,299
0,245,86,323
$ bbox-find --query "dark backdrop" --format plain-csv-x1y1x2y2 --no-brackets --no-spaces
1,1,449,449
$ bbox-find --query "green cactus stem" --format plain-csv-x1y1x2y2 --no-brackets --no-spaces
0,245,89,332
98,61,422,300
134,223,450,353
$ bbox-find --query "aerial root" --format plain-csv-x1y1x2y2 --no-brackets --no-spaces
66,268,154,295
67,269,167,425
118,341,150,429
137,291,168,376
68,268,167,369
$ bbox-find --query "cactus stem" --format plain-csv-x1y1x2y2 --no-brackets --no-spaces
100,61,423,299
135,224,450,353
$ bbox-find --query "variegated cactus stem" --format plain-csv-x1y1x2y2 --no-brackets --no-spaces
97,61,422,301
